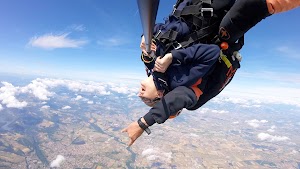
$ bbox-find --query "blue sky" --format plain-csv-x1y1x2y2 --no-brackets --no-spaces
0,0,299,98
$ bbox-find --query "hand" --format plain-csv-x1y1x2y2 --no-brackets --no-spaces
122,121,144,146
140,36,157,55
153,53,173,73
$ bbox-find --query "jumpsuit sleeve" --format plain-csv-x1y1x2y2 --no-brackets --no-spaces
143,86,198,126
219,0,300,44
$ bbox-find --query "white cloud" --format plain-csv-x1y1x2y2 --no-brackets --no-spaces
241,104,261,108
109,85,138,95
199,107,228,114
3,95,28,108
212,110,228,114
0,82,28,109
66,81,111,95
62,106,71,110
28,33,87,49
128,92,138,98
75,95,83,100
22,79,54,100
233,121,239,124
50,155,65,168
22,78,111,100
97,37,127,47
110,86,130,94
142,148,172,163
276,46,300,60
267,125,276,132
218,79,300,107
0,104,3,111
70,24,86,31
245,119,268,128
190,133,199,137
41,105,50,109
258,133,290,142
87,100,93,104
82,98,89,102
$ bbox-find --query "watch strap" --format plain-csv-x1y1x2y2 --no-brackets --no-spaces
138,117,151,135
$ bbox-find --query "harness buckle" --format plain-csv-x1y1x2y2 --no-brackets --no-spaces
172,41,182,50
172,5,176,15
154,30,162,39
201,8,213,17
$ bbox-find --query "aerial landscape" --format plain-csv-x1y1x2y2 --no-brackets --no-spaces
0,75,299,168
0,1,299,168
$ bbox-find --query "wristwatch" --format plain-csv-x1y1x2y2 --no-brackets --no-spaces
137,117,151,135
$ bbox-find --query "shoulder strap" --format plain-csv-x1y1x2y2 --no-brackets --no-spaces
178,21,219,48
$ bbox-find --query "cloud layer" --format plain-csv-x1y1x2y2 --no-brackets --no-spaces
0,78,138,110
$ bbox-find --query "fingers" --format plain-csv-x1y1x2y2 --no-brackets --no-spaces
121,128,127,133
154,58,166,73
153,64,161,72
140,42,157,55
128,138,134,146
151,43,157,51
140,43,147,55
122,128,133,146
122,128,135,146
155,62,162,69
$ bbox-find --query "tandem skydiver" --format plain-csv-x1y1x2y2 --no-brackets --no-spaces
122,0,300,146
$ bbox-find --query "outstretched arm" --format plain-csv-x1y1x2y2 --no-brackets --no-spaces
122,86,198,146
144,86,198,125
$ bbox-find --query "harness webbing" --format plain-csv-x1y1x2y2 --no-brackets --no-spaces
154,0,220,55
176,21,219,48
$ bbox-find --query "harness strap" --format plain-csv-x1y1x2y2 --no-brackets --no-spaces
220,51,232,68
173,5,202,17
175,21,219,49
173,5,213,19
195,0,212,5
164,0,217,50
174,0,212,9
174,0,185,9
156,29,179,42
